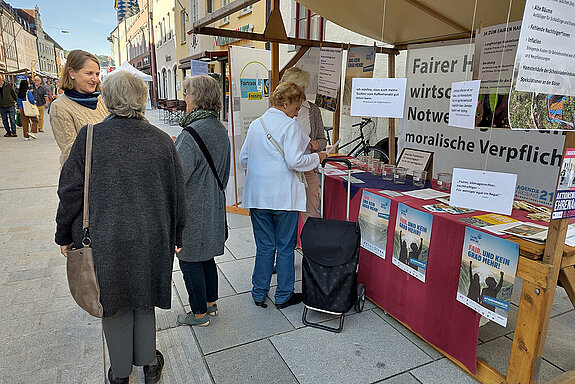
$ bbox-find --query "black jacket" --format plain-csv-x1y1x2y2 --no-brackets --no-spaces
0,81,16,108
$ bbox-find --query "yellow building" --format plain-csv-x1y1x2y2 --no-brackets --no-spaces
213,1,266,51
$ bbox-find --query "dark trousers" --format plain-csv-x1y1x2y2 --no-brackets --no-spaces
179,258,218,314
0,106,16,134
102,307,156,378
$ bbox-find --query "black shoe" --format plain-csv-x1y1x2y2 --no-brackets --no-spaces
11,133,17,137
143,349,164,383
3,133,10,137
107,367,129,384
275,292,303,309
254,299,268,308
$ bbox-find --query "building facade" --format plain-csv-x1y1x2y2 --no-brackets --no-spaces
153,0,177,100
1,2,19,71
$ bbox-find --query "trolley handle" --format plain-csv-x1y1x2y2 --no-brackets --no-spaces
322,157,352,170
320,157,352,221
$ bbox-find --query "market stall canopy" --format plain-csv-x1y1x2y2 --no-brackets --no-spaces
297,0,526,47
116,61,153,82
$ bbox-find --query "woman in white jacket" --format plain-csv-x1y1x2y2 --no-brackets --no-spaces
240,82,327,309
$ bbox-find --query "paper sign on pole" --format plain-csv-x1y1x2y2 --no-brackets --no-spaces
315,47,343,112
351,78,407,118
190,60,208,76
358,191,391,259
456,227,519,326
448,80,481,129
450,168,517,215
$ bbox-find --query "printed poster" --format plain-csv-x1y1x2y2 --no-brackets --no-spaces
358,191,391,259
342,46,376,115
457,227,519,326
553,148,575,219
392,203,433,282
315,47,343,112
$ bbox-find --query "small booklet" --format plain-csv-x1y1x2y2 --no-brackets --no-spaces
503,223,548,242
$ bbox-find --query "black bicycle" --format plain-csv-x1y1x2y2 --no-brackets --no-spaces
328,118,389,162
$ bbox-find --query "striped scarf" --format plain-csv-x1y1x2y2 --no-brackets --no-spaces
64,89,100,110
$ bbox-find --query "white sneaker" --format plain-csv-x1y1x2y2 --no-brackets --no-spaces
24,137,29,141
29,133,38,139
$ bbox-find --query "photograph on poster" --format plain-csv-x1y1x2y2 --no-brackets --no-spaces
392,203,433,282
457,227,519,327
358,191,391,259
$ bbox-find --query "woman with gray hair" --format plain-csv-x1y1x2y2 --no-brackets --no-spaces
174,75,230,327
55,70,186,384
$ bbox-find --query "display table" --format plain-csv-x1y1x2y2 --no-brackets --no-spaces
320,162,575,380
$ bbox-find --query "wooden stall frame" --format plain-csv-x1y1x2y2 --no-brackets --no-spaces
190,2,575,382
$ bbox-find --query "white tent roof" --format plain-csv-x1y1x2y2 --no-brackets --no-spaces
116,61,153,82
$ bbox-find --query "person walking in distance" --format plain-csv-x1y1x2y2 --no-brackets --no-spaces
16,79,39,141
32,76,49,132
0,74,18,137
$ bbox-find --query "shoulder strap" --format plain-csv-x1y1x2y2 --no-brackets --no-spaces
259,118,285,157
184,126,225,192
83,124,94,232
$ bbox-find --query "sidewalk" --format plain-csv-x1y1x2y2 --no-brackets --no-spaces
0,110,573,384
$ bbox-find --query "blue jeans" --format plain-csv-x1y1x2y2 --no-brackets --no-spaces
0,106,16,134
250,209,298,304
179,258,218,314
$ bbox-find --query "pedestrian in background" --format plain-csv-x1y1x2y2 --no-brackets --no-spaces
0,74,17,137
33,76,49,132
16,79,38,141
55,70,186,384
50,49,108,165
174,75,230,327
240,82,326,309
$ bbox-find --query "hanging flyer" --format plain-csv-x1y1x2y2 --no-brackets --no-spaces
342,46,376,115
358,191,391,259
351,78,407,118
553,148,575,219
315,47,343,112
392,204,433,282
448,80,481,129
456,227,519,326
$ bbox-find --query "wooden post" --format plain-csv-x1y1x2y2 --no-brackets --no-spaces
270,0,280,91
387,53,396,164
506,132,575,384
333,89,341,148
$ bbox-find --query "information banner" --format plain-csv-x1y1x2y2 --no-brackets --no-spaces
358,191,391,259
342,46,375,115
293,47,320,101
351,78,407,118
399,42,564,207
449,80,481,129
392,204,433,282
315,47,343,112
553,148,575,219
457,227,519,326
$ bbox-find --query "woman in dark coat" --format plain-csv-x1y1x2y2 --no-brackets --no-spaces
55,70,186,384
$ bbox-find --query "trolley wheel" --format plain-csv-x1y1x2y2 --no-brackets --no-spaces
355,284,366,313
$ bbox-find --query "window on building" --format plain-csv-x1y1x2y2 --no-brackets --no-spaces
221,0,229,25
294,2,324,40
192,0,199,22
181,11,187,42
173,65,178,97
240,5,252,16
207,0,214,14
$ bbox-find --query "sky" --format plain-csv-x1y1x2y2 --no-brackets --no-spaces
15,0,118,56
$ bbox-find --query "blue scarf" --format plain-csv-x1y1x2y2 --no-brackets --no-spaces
64,89,100,110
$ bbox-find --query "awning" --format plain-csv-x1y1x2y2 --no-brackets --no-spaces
296,0,527,47
179,51,228,69
34,70,58,79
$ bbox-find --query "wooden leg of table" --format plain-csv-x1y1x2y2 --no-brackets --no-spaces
558,266,575,308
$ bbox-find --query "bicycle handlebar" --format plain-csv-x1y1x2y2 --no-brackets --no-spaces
351,118,373,127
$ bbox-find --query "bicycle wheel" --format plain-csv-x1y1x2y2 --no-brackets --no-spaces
353,146,389,163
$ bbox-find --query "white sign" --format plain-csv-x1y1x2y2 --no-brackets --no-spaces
514,0,575,96
397,148,432,176
448,80,481,129
351,78,407,118
190,60,208,76
315,47,343,112
450,168,518,215
473,21,521,94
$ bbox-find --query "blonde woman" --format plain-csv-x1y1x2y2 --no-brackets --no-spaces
49,50,108,165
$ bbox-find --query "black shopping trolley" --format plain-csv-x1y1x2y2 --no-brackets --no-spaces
300,157,366,333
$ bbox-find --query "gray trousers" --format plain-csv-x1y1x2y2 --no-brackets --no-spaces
102,307,156,378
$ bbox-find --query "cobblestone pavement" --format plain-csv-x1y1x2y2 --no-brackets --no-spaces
0,109,573,384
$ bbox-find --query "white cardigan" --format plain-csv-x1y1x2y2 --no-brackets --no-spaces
240,108,320,211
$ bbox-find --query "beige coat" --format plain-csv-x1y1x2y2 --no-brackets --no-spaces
49,94,108,165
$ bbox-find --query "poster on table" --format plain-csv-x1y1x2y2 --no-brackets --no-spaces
509,0,575,130
315,47,343,112
457,227,519,326
357,191,391,259
228,46,271,205
398,41,564,207
350,78,407,118
448,80,481,129
553,148,575,219
342,46,376,115
392,203,433,282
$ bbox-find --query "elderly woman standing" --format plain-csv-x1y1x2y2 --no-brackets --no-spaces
240,82,326,309
55,71,186,384
175,75,230,327
281,67,327,222
50,50,108,165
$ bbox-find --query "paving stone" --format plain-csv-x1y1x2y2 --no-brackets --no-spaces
6,267,51,282
205,339,297,384
191,292,294,354
156,284,185,331
378,372,421,383
477,336,564,383
217,257,255,294
478,304,519,342
226,212,252,229
271,310,432,384
410,358,480,383
215,246,235,263
539,310,575,371
224,226,256,259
